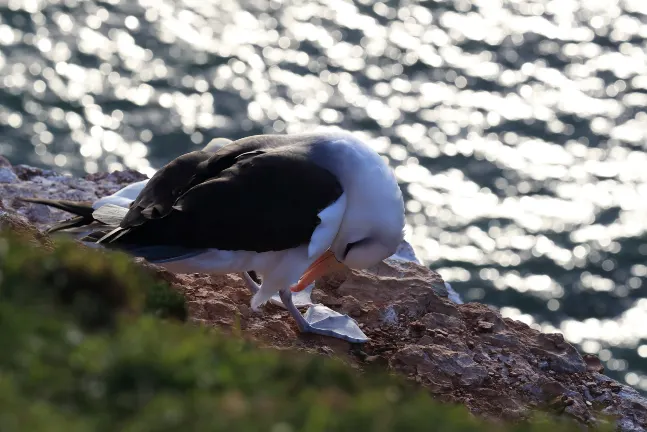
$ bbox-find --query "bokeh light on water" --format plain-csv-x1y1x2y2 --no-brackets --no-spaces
1,0,647,391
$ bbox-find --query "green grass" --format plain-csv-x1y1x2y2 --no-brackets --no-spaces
0,230,607,431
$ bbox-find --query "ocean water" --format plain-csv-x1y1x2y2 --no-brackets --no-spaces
1,0,646,391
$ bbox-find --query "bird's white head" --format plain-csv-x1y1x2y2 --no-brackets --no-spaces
290,197,405,293
289,131,406,293
334,227,405,270
326,132,406,269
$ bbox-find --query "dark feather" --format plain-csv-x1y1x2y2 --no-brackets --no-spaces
119,150,214,227
18,197,94,218
79,229,206,263
80,230,109,243
44,215,92,234
96,226,131,244
19,197,96,233
100,136,343,253
107,245,205,263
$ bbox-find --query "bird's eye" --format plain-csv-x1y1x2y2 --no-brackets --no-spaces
343,239,365,258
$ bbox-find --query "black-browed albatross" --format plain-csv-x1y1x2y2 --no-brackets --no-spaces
79,131,406,340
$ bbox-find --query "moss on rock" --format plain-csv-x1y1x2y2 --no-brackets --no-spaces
0,230,606,431
0,229,186,328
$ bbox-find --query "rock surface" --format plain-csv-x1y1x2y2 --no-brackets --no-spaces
1,158,646,431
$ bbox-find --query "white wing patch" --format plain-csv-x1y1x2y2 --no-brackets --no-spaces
307,192,347,259
93,204,130,226
92,179,149,209
92,195,135,209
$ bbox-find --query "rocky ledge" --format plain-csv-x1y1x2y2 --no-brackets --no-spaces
1,155,646,431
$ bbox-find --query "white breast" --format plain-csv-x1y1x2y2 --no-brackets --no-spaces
306,193,347,259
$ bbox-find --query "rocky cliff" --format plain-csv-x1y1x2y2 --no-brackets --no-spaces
1,155,645,431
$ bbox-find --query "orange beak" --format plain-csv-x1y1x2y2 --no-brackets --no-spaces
290,250,347,292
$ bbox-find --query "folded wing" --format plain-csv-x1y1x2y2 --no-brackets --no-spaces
92,143,344,255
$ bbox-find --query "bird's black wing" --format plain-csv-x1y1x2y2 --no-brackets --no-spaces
96,148,343,255
116,135,295,230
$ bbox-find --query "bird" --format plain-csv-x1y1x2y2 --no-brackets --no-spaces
20,138,233,234
80,130,406,340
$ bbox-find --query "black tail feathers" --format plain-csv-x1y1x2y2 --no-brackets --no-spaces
19,197,95,234
19,197,94,218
